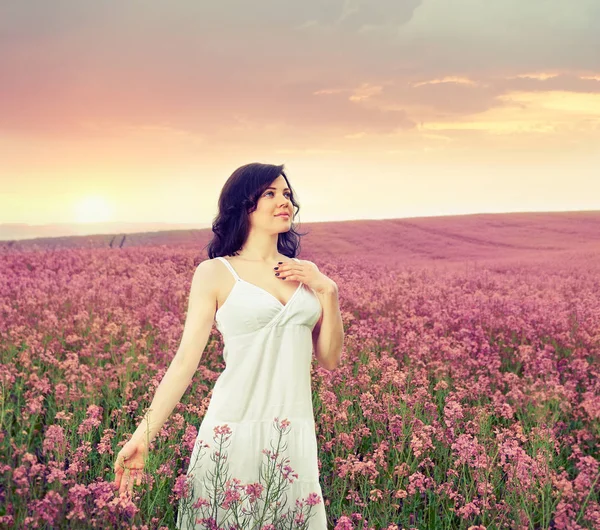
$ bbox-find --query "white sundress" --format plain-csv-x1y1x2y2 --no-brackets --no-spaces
176,256,327,529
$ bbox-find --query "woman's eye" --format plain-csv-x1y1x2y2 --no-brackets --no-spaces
265,191,291,198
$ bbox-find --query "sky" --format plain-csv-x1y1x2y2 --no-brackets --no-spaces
1,0,599,227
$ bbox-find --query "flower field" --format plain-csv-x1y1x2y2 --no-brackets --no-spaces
1,238,599,529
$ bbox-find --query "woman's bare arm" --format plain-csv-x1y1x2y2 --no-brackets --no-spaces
129,259,218,446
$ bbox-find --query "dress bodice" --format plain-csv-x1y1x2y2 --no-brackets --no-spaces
214,256,322,339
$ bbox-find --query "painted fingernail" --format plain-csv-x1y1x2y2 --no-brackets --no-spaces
278,261,282,264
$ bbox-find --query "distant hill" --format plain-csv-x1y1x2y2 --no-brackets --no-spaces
1,211,599,268
0,221,208,242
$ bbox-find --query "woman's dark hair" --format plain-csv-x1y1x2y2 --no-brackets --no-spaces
204,162,307,259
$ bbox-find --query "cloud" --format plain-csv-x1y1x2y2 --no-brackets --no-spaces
336,0,422,31
392,0,600,74
0,0,599,141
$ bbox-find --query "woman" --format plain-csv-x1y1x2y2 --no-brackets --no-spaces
112,162,343,529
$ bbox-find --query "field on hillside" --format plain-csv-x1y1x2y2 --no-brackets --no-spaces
1,215,600,529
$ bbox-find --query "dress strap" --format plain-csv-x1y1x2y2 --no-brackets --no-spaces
216,256,241,282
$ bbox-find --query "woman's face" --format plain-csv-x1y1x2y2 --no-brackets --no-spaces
252,174,293,232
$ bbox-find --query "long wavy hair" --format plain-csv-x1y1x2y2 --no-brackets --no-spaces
204,162,307,259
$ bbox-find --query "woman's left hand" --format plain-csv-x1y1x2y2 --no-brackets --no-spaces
275,259,337,294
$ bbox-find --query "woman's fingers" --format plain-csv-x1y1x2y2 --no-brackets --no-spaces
113,455,127,490
113,465,123,489
119,468,129,495
128,469,143,492
112,443,146,495
115,466,144,494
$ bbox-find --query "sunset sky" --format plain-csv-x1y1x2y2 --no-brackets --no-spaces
2,0,599,227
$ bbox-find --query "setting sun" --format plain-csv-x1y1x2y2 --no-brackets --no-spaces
73,196,115,224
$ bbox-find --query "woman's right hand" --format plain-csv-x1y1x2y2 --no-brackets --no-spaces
113,437,149,496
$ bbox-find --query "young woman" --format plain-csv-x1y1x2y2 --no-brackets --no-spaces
112,162,343,529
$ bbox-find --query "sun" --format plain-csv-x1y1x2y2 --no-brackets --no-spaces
73,195,115,224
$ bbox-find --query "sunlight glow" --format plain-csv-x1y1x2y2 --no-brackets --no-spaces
73,196,115,224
